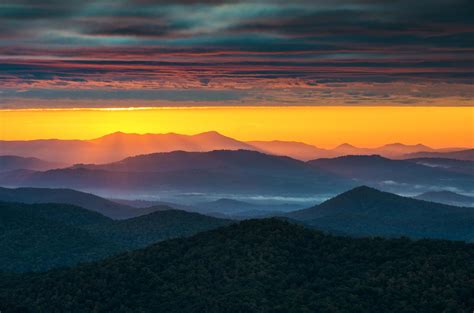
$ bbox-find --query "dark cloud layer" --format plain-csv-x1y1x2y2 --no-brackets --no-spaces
0,0,472,107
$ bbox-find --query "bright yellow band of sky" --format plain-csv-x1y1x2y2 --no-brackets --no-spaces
1,106,473,149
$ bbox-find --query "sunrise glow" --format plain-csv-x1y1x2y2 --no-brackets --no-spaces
1,106,472,148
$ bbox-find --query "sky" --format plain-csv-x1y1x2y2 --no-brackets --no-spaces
1,106,472,148
0,0,473,108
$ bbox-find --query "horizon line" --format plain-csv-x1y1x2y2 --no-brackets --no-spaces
1,130,472,150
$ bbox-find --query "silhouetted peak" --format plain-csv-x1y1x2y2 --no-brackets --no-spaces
344,185,381,195
194,130,225,137
336,143,356,149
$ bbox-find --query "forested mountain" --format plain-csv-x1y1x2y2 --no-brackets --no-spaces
1,219,473,313
85,209,232,249
0,187,142,219
0,202,118,272
0,202,231,272
288,186,474,241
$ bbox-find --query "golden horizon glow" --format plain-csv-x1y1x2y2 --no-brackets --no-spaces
1,106,473,149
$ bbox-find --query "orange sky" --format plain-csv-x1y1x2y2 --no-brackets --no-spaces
1,106,473,148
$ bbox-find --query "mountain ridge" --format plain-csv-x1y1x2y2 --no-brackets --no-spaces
288,186,474,241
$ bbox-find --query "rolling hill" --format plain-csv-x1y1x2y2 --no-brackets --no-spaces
414,190,474,207
0,201,118,272
405,157,474,175
84,209,233,249
0,155,65,172
195,198,302,218
246,140,335,160
308,154,474,193
402,148,474,161
0,150,353,196
1,219,473,312
0,186,138,219
288,186,474,241
0,201,232,272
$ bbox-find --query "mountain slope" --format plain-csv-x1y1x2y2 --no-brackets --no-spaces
0,155,65,172
1,150,353,196
402,149,474,161
0,202,232,272
414,191,474,207
0,131,258,164
288,186,474,241
195,198,302,217
308,155,474,193
246,140,334,160
405,157,474,175
0,187,137,219
77,149,309,172
0,202,118,272
85,209,233,249
1,219,473,313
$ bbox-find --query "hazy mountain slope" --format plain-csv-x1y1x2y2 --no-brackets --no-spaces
414,191,474,207
0,187,137,219
196,198,302,216
0,155,65,172
288,186,474,241
78,149,309,172
0,139,93,164
0,150,353,196
308,155,474,193
0,131,259,164
329,143,464,159
405,157,474,175
402,149,474,161
1,219,473,313
246,140,334,160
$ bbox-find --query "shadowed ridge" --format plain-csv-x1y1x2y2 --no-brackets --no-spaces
287,186,474,241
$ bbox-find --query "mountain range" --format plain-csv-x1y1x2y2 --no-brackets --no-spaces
0,150,354,196
1,219,473,313
1,131,470,163
308,154,474,194
288,186,474,241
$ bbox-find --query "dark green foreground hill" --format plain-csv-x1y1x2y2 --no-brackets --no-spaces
1,219,473,313
0,202,232,272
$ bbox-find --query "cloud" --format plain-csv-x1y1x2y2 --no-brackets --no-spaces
0,0,472,108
